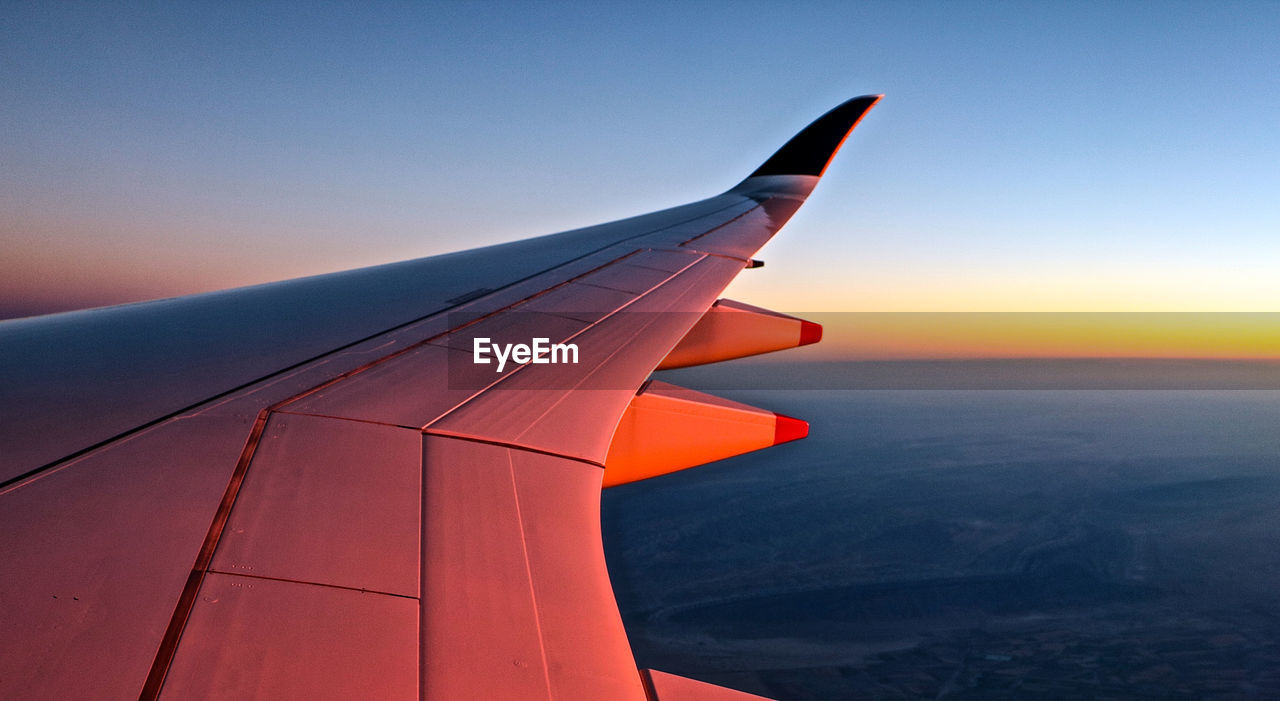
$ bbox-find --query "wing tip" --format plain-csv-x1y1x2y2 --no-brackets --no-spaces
747,94,883,180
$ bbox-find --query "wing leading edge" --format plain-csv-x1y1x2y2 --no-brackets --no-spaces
0,95,882,700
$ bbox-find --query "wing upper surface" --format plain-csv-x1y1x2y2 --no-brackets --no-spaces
0,95,882,699
0,193,756,482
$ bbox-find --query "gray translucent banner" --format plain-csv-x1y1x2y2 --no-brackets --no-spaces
446,312,1280,390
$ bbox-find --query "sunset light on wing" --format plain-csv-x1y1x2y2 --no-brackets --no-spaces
4,3,1280,698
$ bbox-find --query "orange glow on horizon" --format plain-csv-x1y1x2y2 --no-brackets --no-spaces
794,313,1280,361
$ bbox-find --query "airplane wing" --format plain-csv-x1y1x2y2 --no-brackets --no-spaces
0,95,881,700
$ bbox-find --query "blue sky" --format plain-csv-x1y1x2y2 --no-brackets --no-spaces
3,1,1278,317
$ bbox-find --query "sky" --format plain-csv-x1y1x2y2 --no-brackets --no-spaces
3,1,1279,327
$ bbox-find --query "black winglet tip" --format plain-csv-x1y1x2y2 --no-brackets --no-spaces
747,94,883,179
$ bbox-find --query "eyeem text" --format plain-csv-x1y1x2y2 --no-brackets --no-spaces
473,337,580,372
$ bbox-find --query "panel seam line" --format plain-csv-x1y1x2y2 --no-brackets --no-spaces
138,407,271,700
507,451,555,699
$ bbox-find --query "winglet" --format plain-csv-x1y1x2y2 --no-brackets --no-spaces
748,94,883,179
